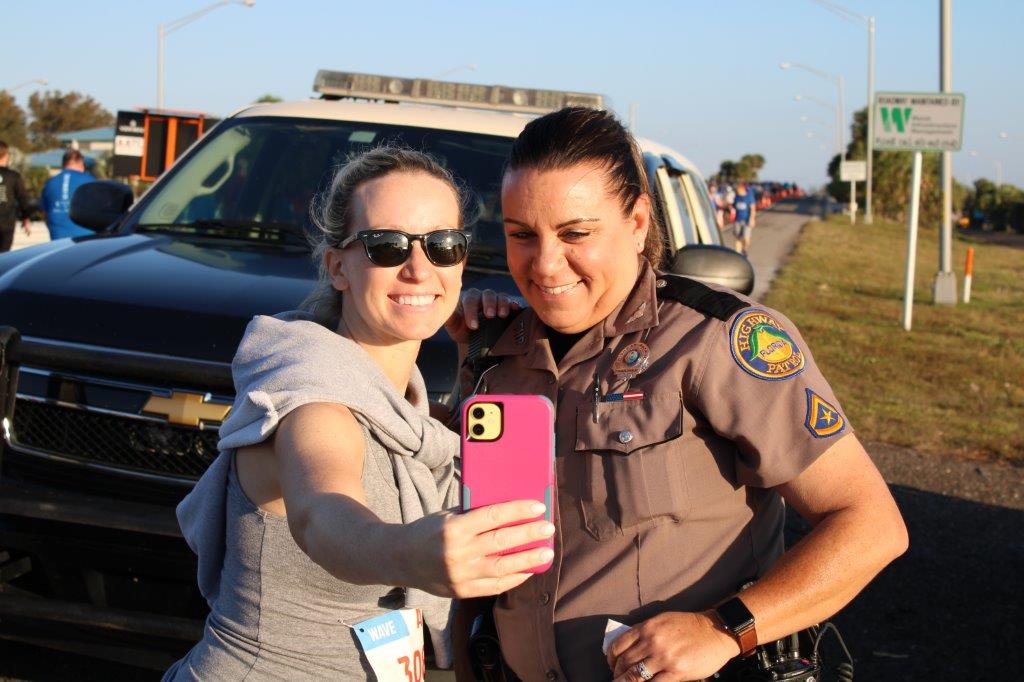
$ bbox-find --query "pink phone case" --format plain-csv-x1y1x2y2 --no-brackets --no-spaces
461,394,555,573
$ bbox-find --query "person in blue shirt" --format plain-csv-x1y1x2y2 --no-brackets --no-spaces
40,149,95,240
731,182,757,255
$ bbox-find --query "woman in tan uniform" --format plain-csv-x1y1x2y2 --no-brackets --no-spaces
449,108,908,681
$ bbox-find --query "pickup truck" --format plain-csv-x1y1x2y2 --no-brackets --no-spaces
0,70,752,668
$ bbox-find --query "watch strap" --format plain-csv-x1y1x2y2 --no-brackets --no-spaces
713,596,758,657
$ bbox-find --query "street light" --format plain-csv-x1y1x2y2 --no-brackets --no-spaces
5,78,48,92
800,114,832,130
809,0,876,223
969,150,1002,187
781,62,845,160
157,0,255,109
794,94,840,155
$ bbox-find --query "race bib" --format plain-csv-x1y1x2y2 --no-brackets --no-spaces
353,608,426,682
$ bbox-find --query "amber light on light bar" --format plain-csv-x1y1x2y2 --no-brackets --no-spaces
313,69,603,114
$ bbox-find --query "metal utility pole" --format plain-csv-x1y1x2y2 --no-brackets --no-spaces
866,16,876,223
808,1,876,223
837,73,846,160
933,0,957,304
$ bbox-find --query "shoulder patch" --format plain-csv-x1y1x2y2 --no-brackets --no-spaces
729,309,805,380
804,389,846,438
655,274,748,321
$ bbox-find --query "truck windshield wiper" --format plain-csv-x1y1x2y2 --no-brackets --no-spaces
136,219,309,246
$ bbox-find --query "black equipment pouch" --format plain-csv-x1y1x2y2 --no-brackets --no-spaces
468,606,518,682
710,622,853,682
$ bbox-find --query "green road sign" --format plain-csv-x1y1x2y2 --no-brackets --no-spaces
873,91,965,152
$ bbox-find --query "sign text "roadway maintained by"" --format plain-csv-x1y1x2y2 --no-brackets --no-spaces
873,91,966,153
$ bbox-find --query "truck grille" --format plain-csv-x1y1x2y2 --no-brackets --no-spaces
7,364,231,483
12,400,220,480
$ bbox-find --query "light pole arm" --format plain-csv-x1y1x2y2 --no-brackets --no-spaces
157,0,252,109
164,0,232,36
786,61,840,85
809,0,869,26
795,94,836,112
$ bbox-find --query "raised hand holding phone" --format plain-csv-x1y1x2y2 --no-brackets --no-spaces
461,394,556,573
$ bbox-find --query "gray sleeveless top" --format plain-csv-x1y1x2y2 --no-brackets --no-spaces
165,312,460,680
165,428,406,680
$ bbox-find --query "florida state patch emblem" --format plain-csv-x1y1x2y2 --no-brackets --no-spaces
729,309,805,380
804,388,846,438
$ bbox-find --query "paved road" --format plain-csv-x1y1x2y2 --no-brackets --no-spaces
7,221,50,252
720,196,823,301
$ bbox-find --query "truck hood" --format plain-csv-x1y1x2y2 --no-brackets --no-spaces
0,236,521,396
0,233,316,363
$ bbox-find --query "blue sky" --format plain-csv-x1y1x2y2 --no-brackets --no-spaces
3,1,1020,189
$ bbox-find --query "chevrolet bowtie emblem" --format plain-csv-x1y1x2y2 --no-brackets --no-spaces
143,391,231,427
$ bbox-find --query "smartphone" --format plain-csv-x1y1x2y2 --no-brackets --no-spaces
461,394,555,573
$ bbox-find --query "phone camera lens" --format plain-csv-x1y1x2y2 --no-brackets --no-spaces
471,424,485,437
472,407,485,419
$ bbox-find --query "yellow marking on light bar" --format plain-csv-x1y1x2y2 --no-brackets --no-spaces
143,392,231,427
313,69,604,114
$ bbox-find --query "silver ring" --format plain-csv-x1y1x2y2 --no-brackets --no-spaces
634,659,654,681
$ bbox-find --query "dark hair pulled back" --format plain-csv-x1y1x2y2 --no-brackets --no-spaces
506,107,663,267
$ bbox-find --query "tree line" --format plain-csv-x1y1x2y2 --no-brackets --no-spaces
711,154,766,183
0,89,114,152
826,107,1022,233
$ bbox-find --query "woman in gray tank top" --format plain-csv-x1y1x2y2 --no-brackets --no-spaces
165,147,555,680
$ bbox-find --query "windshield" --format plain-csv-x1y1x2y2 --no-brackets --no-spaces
133,116,514,268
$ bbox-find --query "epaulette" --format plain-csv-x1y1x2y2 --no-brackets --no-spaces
655,274,749,321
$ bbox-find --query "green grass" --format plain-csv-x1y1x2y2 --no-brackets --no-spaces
764,215,1024,462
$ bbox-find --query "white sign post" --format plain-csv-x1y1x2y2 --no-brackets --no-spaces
902,152,924,331
840,161,867,225
874,92,965,330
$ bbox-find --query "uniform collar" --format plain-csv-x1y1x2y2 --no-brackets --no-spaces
489,261,660,361
601,261,660,338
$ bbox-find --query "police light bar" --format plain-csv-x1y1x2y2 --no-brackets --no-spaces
313,69,603,114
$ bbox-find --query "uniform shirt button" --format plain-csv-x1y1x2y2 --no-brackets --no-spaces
546,671,559,680
540,592,551,605
617,430,634,444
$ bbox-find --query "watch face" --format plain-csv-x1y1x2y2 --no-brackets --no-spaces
717,597,755,632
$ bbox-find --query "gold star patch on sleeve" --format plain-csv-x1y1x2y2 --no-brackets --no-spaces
804,388,846,438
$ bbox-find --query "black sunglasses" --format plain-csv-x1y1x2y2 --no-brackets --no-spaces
336,229,470,267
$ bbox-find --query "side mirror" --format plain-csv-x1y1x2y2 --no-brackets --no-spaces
669,245,755,295
70,181,134,232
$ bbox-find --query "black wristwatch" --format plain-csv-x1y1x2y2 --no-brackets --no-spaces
713,596,758,657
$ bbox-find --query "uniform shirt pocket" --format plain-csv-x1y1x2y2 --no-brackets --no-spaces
574,393,689,539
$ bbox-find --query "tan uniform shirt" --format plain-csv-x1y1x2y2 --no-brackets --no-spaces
471,263,851,681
